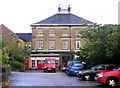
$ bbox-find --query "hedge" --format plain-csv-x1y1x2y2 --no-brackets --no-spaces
10,60,25,72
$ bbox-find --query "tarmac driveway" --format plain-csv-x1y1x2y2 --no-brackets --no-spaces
6,70,105,87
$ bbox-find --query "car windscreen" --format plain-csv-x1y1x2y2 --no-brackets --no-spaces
113,66,120,71
116,68,120,71
67,61,80,66
91,65,105,70
44,60,55,64
91,66,97,70
106,65,115,70
72,63,83,67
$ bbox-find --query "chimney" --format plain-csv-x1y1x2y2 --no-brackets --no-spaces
58,5,61,12
58,5,71,14
68,5,71,12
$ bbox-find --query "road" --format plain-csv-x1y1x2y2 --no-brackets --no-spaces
6,70,105,88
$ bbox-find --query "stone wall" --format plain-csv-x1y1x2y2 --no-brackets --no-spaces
0,24,27,49
32,26,87,52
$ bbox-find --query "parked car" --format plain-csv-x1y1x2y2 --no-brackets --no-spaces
77,64,115,81
95,66,120,87
42,58,56,72
65,62,84,76
62,61,80,72
62,67,66,72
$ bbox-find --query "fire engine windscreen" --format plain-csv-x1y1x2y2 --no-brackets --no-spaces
44,60,55,64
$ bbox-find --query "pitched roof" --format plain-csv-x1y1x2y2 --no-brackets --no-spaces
16,33,32,42
31,13,94,26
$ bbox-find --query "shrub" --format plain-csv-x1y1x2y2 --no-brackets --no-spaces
10,60,25,72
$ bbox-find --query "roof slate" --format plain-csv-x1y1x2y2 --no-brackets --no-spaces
31,13,94,26
16,33,32,42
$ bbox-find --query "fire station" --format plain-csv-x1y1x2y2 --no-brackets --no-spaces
29,6,94,70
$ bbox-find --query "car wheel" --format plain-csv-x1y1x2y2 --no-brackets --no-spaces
43,70,46,72
65,71,67,74
83,74,91,81
66,71,70,76
53,70,56,73
107,78,117,87
67,73,71,76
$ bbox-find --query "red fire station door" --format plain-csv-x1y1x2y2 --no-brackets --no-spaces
25,59,29,70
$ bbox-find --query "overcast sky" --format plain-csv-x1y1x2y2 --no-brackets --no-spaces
0,0,119,33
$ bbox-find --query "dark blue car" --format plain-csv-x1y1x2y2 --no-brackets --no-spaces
65,62,84,76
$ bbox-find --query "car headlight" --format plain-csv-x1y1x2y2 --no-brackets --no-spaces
62,67,66,69
98,74,103,78
78,71,82,74
52,66,55,68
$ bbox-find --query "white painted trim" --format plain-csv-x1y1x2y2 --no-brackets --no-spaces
31,24,94,26
31,50,70,52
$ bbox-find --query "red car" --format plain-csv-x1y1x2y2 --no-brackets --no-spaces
95,66,120,87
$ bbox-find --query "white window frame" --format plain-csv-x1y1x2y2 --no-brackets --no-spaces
38,40,43,49
62,40,68,49
76,40,81,49
37,29,43,34
49,28,55,34
62,28,68,34
49,40,55,49
32,60,35,68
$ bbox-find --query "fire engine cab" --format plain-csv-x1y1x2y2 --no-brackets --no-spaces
42,58,56,72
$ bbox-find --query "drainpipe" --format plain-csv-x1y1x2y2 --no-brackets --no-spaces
69,26,72,60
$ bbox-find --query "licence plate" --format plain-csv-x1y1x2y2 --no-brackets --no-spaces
48,68,51,70
75,71,78,72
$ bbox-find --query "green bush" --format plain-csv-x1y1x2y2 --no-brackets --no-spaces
10,60,25,72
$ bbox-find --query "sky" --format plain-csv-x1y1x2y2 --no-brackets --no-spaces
0,0,119,33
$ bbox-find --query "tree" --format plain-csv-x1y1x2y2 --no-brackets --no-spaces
1,33,29,71
77,25,120,67
105,25,120,64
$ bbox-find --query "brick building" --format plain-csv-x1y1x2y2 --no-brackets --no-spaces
0,24,22,48
0,24,32,58
29,6,94,70
16,33,32,49
0,24,32,49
